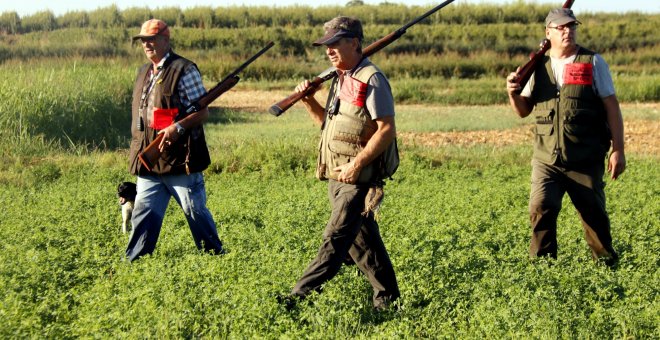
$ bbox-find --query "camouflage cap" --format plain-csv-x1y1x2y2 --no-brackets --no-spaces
313,16,363,46
545,8,581,27
132,19,170,41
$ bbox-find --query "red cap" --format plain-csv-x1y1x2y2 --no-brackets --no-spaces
133,19,169,41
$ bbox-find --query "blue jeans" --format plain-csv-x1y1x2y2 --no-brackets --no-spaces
125,172,223,261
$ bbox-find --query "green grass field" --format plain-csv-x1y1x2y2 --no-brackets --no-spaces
0,8,658,333
0,100,658,337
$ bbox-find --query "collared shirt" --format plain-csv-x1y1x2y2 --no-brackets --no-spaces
150,52,207,107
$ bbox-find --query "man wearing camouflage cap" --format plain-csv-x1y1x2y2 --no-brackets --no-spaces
505,9,625,265
280,16,400,311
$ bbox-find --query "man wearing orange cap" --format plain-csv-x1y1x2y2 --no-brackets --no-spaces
279,16,400,311
506,9,625,265
125,19,224,261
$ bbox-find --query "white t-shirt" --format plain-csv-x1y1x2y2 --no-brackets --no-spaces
521,52,616,99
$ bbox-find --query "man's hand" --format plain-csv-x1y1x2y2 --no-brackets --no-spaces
506,67,522,96
333,161,361,184
157,124,180,152
506,66,533,118
295,80,321,101
295,79,325,126
608,150,626,180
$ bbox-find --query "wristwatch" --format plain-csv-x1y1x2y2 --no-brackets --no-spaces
175,122,185,135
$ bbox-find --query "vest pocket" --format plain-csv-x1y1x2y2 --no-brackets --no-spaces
328,117,364,156
535,123,554,136
565,108,597,125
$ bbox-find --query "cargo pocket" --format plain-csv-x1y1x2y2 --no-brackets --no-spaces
328,119,363,157
535,123,554,136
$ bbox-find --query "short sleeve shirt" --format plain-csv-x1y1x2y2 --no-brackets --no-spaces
341,58,396,120
521,52,615,99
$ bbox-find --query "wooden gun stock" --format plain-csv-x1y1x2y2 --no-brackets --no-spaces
512,39,550,94
137,75,240,172
269,0,456,116
512,0,575,93
138,42,274,171
138,133,165,172
269,69,335,116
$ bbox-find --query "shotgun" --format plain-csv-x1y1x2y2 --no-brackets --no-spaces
138,41,275,172
269,0,456,116
512,0,575,94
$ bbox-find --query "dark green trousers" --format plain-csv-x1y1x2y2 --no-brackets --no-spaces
529,160,617,262
292,180,400,307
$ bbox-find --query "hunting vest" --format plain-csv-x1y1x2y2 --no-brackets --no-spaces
129,53,211,176
317,61,397,183
530,47,611,166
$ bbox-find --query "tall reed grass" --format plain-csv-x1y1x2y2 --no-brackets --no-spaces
0,59,135,156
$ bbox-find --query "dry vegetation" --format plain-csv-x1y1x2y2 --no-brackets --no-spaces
216,90,660,157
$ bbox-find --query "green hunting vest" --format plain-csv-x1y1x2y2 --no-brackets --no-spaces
317,61,395,184
129,52,211,176
530,47,611,166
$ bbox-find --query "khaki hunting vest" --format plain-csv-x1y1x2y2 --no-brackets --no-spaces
317,61,394,183
129,53,211,176
530,47,611,166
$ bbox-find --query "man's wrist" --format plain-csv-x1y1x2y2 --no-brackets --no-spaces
175,122,185,135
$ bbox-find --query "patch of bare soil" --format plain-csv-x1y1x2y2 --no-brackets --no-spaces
213,90,659,156
210,88,331,113
400,120,660,157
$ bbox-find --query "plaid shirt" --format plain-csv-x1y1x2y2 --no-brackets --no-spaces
178,65,207,107
155,52,207,107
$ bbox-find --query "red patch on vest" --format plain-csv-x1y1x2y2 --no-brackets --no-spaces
339,76,368,107
564,63,593,85
151,107,179,130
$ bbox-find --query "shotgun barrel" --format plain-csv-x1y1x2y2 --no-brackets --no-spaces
138,42,275,172
269,0,456,116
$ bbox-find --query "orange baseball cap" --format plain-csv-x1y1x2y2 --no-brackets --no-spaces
132,19,170,41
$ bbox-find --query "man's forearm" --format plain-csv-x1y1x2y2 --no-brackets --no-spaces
353,117,396,170
603,95,624,152
508,94,534,118
177,107,209,130
301,97,325,127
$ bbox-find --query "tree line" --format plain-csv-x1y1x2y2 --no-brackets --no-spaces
1,3,655,34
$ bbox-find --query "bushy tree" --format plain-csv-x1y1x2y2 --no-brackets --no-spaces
183,6,214,28
57,11,88,28
122,7,152,27
88,5,122,28
347,0,365,6
151,7,183,27
21,10,56,32
0,11,20,34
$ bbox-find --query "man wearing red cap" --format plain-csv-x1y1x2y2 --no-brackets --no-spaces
506,9,625,265
126,19,224,261
280,16,400,311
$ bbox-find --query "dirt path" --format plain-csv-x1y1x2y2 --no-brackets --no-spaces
399,120,660,156
215,90,659,157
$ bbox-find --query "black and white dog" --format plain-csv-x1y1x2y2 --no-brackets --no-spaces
117,182,137,234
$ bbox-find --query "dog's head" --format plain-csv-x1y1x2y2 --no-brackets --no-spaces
117,182,137,204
